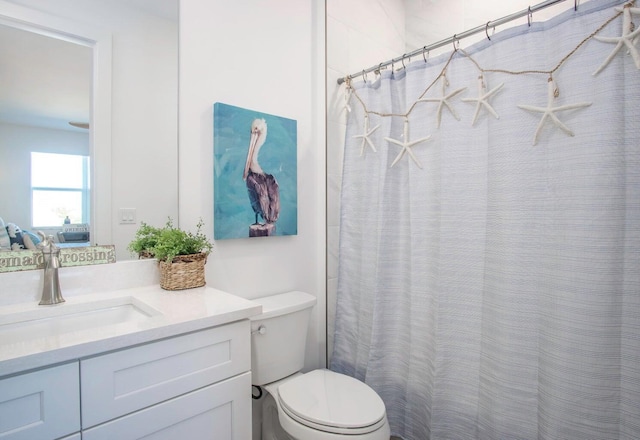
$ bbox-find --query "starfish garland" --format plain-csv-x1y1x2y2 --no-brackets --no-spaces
518,79,592,145
593,4,640,75
339,3,631,159
353,114,379,155
342,87,353,114
461,75,504,126
384,119,431,168
418,74,467,128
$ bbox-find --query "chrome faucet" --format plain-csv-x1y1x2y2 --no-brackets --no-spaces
37,232,65,305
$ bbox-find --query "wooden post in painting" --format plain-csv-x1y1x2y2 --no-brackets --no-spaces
249,223,275,237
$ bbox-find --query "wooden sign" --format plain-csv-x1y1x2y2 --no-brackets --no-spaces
0,245,116,273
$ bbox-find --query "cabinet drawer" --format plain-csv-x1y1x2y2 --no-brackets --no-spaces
81,320,250,428
0,362,80,440
82,371,251,440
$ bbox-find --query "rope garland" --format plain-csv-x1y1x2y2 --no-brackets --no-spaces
343,1,636,153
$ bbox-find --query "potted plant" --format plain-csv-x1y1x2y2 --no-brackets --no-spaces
127,222,162,259
129,218,213,290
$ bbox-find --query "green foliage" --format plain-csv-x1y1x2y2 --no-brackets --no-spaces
127,222,162,256
128,218,213,263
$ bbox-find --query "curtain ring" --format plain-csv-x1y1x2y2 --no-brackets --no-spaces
401,54,406,69
362,69,368,83
485,21,492,41
452,34,459,51
527,6,532,26
574,0,579,11
422,47,429,63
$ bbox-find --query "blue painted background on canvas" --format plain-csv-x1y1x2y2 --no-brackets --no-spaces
214,103,297,239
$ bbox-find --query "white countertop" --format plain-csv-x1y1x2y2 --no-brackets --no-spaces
0,285,262,377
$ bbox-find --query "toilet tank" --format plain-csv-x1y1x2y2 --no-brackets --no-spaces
250,291,316,386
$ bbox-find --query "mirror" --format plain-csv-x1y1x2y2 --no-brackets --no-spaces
0,23,92,253
0,0,179,265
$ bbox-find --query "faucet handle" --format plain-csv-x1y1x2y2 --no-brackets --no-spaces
36,232,58,252
36,230,47,244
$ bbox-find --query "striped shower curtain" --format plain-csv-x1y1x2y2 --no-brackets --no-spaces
331,1,639,439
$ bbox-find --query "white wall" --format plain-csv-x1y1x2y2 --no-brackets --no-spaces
178,0,326,372
107,5,178,260
405,0,576,56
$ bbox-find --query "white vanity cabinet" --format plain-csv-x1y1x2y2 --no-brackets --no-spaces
81,373,251,439
81,319,251,439
0,362,80,440
0,320,252,440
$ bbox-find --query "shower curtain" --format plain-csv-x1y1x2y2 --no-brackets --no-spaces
331,2,639,439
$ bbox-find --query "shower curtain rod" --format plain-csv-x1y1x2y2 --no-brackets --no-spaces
337,0,576,85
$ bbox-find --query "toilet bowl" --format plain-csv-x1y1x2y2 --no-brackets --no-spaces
265,370,390,440
250,292,390,440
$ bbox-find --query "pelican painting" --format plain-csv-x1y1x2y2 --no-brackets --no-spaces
213,103,297,240
243,118,280,236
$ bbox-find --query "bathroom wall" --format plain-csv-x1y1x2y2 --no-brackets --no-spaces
178,0,327,372
405,0,574,57
326,0,578,361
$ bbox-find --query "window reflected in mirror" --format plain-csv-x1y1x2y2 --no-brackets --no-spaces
31,152,90,228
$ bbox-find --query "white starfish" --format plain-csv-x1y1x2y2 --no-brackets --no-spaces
342,87,353,114
384,119,431,168
461,76,504,126
353,114,379,155
518,79,592,146
418,75,467,128
593,5,640,75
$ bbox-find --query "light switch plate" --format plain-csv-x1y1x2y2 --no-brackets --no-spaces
119,208,136,224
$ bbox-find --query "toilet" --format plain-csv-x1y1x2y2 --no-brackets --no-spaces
251,291,390,440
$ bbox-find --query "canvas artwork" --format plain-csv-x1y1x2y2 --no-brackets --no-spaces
213,103,297,239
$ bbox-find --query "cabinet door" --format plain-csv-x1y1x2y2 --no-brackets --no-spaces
81,320,250,428
82,372,251,440
0,362,80,440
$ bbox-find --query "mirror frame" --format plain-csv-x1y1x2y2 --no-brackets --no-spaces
0,0,112,246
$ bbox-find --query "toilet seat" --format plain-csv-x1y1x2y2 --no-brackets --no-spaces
276,369,387,435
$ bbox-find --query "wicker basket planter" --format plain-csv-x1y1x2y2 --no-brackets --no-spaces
129,219,213,291
158,252,208,290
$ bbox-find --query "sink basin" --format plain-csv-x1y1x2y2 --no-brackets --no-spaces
0,296,162,345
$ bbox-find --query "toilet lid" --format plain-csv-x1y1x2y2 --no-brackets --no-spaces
277,369,386,434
